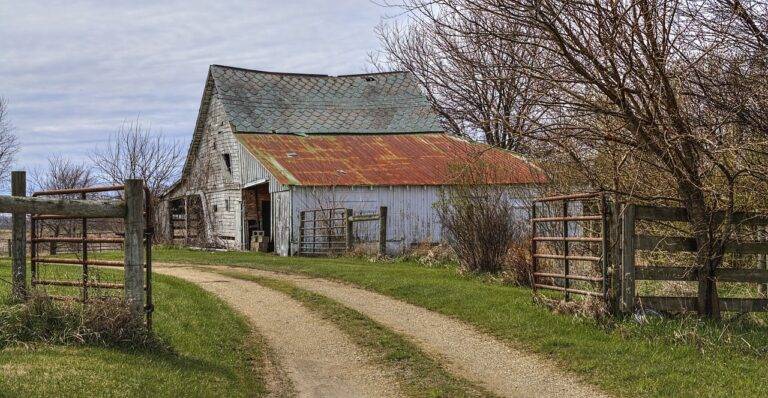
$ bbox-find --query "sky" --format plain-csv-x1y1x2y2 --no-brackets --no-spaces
0,0,394,175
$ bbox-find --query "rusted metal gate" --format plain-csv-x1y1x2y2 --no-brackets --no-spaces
531,192,610,300
29,184,154,327
298,208,347,256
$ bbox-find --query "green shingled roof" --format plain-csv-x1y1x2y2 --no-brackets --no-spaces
210,65,443,134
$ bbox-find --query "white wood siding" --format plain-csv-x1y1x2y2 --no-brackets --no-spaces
238,142,285,193
287,185,535,255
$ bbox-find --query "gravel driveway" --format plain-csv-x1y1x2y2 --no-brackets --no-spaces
211,265,610,398
156,265,402,398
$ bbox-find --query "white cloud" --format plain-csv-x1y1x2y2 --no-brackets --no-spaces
0,0,386,172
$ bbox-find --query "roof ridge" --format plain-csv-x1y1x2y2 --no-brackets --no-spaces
210,64,330,78
211,64,409,79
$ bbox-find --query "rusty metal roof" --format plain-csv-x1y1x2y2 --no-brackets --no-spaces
210,65,443,134
236,133,547,186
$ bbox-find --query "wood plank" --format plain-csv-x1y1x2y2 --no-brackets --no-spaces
720,298,768,312
636,235,697,252
634,205,688,222
635,266,696,281
636,296,697,312
717,268,768,283
0,195,125,218
723,242,768,254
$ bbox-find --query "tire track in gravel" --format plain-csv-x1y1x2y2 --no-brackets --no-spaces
206,265,610,398
155,266,403,398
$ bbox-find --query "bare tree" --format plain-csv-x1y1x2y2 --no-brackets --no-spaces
374,8,545,152
0,97,20,185
392,0,768,317
91,119,183,201
31,156,97,254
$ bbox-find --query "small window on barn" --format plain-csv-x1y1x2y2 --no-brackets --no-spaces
222,153,232,173
213,204,218,212
225,199,230,211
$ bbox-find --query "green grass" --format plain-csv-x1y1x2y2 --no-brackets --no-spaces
148,247,768,398
219,270,493,398
0,262,270,397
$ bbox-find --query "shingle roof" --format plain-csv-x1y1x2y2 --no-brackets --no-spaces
236,133,547,186
210,65,443,134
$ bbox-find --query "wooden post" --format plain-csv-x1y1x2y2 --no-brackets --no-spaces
81,192,89,302
621,204,636,314
183,196,189,244
600,193,610,302
124,179,145,318
759,226,767,297
298,211,306,255
378,206,388,255
345,209,353,252
11,171,26,301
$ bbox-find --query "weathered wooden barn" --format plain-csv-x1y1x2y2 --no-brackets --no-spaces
160,65,545,255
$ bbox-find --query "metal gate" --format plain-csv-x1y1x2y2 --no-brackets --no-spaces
298,208,347,256
531,192,610,300
29,184,154,327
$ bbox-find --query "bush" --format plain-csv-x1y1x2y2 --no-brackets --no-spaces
0,294,164,350
436,164,529,273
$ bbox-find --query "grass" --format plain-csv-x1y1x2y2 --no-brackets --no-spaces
0,262,270,397
146,246,768,398
219,269,493,398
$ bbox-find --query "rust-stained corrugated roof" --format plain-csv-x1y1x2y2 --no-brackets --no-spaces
236,133,547,186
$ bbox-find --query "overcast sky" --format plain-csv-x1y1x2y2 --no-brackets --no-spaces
0,0,391,175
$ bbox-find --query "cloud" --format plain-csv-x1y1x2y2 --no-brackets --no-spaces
0,0,386,173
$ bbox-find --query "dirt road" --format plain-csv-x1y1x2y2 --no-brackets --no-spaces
213,266,610,398
156,266,402,398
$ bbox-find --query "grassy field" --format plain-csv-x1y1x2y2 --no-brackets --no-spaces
147,247,768,398
0,262,269,397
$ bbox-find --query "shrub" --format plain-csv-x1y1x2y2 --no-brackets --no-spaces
436,163,529,273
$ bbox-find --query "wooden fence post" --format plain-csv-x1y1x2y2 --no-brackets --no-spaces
124,179,145,318
621,204,636,314
345,209,353,251
379,206,388,255
11,171,26,301
759,226,767,297
609,201,623,314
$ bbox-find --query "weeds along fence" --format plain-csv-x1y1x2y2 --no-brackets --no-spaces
531,192,768,316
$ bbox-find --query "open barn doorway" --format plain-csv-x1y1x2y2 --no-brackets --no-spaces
242,183,271,251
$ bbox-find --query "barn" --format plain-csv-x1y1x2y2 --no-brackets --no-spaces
160,64,545,255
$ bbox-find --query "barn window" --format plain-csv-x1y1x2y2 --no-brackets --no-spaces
213,204,218,212
222,153,232,173
225,199,230,211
